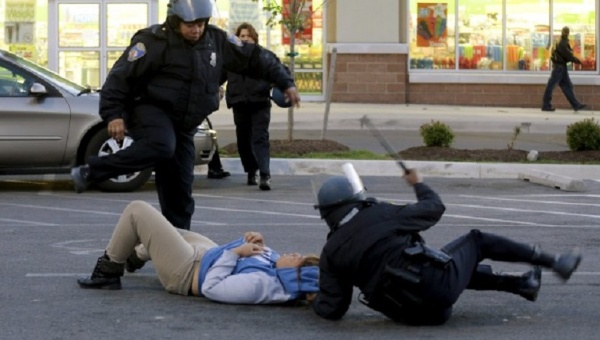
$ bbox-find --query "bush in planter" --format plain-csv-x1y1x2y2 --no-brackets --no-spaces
566,118,600,151
420,120,455,147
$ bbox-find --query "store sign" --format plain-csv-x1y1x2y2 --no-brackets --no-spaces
5,0,35,22
416,3,447,47
228,0,262,33
281,0,313,45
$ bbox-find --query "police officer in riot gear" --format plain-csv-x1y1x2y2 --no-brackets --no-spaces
311,165,582,325
71,0,299,230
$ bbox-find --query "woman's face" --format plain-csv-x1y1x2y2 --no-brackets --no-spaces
276,253,304,268
238,28,255,43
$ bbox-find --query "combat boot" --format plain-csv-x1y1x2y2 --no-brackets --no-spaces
514,266,542,302
467,265,540,301
532,246,582,282
552,247,582,281
78,253,124,290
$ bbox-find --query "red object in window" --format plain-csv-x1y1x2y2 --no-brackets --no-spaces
281,0,313,45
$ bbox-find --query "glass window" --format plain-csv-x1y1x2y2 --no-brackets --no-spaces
0,63,30,97
409,1,596,72
409,1,456,69
59,51,100,88
506,0,550,72
458,0,502,70
553,0,596,72
58,4,99,48
0,0,48,67
107,4,148,47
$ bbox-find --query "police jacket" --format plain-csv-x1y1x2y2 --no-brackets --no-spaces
100,23,294,130
312,183,445,320
224,71,273,109
551,37,580,66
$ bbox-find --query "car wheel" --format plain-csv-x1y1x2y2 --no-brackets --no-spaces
84,129,153,192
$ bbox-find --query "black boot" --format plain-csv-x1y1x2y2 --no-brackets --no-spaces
532,246,582,282
78,253,124,290
125,251,146,273
515,266,542,302
468,265,541,302
552,247,582,281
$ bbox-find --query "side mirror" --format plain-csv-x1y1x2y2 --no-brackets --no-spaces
29,82,48,96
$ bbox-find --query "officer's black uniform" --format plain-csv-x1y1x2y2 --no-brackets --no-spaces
90,23,294,229
225,73,272,180
313,180,581,325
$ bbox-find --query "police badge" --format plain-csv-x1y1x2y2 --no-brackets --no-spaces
128,42,147,61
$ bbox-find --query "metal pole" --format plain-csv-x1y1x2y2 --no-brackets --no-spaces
321,47,337,140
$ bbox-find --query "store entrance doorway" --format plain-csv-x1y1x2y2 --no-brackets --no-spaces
47,0,159,89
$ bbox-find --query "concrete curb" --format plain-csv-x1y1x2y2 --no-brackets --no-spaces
519,170,586,191
195,159,600,180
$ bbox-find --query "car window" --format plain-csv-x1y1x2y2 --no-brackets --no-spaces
0,65,30,97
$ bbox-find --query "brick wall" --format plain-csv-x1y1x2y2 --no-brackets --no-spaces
330,53,598,110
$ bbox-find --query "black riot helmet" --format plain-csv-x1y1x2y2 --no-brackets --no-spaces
167,0,213,23
315,176,366,212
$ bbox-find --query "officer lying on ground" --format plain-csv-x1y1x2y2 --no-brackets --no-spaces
311,164,582,325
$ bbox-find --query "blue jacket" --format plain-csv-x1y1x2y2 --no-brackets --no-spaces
198,237,319,304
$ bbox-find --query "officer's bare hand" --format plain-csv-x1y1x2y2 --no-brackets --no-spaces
403,168,423,186
107,118,126,142
284,86,301,108
244,232,264,247
233,242,264,257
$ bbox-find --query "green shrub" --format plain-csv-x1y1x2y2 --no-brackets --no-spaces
420,120,455,147
566,118,600,151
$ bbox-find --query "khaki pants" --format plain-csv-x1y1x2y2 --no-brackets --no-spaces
106,201,217,295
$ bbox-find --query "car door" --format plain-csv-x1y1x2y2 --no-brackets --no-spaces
0,60,72,167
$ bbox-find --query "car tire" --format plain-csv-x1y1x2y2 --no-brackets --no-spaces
84,129,153,192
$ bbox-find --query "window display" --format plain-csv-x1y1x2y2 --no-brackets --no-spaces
409,0,596,72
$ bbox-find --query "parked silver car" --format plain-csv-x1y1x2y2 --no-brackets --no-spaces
0,49,217,192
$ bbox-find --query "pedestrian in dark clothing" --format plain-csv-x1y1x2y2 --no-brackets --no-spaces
71,0,299,229
542,26,586,112
311,164,582,325
224,23,276,191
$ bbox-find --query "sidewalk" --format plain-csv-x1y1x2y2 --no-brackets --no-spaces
200,103,600,180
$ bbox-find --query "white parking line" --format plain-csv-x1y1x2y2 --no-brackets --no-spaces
0,202,122,216
0,217,59,226
447,203,600,220
459,195,600,207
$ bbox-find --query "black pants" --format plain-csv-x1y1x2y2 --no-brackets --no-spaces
232,103,271,177
378,229,538,325
88,104,195,230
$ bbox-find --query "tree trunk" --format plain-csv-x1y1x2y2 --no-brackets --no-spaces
287,29,296,142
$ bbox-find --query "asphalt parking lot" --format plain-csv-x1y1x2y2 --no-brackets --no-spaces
1,174,599,339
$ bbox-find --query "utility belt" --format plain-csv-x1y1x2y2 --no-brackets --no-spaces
360,243,452,315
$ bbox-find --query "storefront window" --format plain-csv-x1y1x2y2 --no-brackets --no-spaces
59,50,99,88
107,3,148,48
58,4,100,48
0,0,48,66
409,2,456,69
409,0,597,72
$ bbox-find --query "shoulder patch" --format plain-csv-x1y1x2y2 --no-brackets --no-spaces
227,32,243,47
127,42,147,62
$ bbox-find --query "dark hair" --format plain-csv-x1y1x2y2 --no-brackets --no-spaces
235,22,259,44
